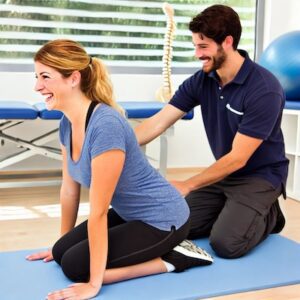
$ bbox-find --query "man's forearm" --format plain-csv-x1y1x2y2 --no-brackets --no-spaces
183,133,263,193
135,117,165,146
135,104,185,146
184,152,245,193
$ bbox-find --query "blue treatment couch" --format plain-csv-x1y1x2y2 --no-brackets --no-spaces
0,101,193,184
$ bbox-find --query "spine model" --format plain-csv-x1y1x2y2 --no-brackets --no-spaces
156,2,176,102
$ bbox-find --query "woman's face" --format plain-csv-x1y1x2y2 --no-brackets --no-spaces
34,61,73,111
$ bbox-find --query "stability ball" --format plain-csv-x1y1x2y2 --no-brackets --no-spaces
259,31,300,100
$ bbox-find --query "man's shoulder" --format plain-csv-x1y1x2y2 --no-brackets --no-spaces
238,50,281,87
246,61,284,95
251,60,281,84
186,69,204,81
182,69,212,88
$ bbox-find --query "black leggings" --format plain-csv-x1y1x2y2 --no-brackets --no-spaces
52,209,190,282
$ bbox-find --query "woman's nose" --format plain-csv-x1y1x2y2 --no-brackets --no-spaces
34,79,43,92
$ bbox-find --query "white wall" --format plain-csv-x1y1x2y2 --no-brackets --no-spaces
263,0,300,49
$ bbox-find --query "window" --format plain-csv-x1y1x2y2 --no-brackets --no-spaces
0,0,257,71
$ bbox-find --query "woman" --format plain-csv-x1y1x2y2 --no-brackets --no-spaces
27,39,213,300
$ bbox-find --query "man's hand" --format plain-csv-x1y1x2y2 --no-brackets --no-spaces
170,180,191,197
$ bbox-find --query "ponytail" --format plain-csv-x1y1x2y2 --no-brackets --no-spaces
80,57,124,115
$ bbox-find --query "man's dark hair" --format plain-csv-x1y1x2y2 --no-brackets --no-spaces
189,5,242,50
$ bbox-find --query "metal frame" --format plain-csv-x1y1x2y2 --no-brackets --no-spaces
0,119,61,170
255,0,266,62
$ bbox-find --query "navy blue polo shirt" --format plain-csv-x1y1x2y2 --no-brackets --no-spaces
170,50,289,189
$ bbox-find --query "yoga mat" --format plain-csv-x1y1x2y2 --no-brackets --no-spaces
1,235,299,300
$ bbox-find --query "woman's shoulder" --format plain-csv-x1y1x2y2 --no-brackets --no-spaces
89,104,130,135
93,104,127,124
59,114,70,130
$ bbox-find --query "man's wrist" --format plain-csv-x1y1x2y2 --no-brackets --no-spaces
184,179,196,194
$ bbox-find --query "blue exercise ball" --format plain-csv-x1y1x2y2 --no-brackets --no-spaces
259,31,300,100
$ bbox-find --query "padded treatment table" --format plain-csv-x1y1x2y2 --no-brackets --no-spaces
1,235,300,300
0,101,61,170
0,101,193,183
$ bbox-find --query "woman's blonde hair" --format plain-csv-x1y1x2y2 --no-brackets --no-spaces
34,39,123,114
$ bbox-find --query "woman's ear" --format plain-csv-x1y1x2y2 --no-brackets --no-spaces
70,70,81,88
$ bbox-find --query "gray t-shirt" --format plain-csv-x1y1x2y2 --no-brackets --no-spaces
59,104,189,231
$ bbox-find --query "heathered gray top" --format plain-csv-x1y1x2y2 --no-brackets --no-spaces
59,103,189,231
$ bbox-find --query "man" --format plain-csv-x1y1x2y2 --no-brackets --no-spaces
135,5,288,258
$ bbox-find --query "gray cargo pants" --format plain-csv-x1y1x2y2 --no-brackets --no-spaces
186,176,284,258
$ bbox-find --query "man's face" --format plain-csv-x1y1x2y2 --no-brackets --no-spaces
192,33,227,73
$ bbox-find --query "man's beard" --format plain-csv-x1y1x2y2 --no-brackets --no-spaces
202,45,227,73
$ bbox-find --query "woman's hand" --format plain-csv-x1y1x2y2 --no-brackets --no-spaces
26,249,53,262
47,282,100,300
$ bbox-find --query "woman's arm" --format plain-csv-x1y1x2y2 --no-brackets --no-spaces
88,149,125,290
47,149,125,299
60,145,81,235
26,144,80,262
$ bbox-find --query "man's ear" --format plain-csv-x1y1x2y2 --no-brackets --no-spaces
222,35,234,50
70,70,81,88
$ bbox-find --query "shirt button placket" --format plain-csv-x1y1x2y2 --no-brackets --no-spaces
218,86,223,100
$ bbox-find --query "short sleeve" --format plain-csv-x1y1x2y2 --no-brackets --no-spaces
169,71,203,112
238,92,284,140
59,116,68,146
89,115,126,158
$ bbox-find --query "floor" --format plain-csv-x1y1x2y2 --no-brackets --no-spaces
0,168,299,300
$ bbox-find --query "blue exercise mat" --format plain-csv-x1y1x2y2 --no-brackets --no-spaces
1,235,300,300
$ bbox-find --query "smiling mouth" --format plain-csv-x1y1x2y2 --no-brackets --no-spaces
200,57,210,66
43,94,54,102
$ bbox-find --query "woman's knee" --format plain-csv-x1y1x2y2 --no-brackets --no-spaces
60,251,89,282
52,238,66,265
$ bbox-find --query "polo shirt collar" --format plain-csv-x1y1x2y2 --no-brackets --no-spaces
208,49,253,85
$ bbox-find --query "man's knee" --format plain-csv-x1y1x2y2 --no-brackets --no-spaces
209,232,249,258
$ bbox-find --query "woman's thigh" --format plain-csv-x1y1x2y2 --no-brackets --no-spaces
107,220,189,268
52,208,125,264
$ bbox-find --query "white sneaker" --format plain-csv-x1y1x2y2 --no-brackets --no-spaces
174,240,214,263
163,240,213,272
